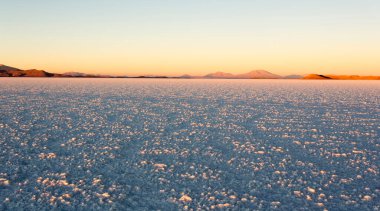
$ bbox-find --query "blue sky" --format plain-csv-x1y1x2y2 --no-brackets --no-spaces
1,0,379,76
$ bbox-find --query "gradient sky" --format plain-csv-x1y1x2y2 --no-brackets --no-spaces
1,0,380,76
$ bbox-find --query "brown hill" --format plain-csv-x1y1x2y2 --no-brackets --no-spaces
0,65,55,77
24,69,54,77
303,74,380,80
0,64,23,76
326,75,380,80
0,64,21,71
303,74,332,79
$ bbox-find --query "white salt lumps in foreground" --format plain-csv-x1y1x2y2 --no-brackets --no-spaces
154,163,167,171
179,195,192,202
362,195,372,201
0,178,10,186
307,187,316,194
216,203,231,208
38,153,57,159
294,191,302,197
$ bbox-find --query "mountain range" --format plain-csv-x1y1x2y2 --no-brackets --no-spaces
203,70,283,79
1,64,379,80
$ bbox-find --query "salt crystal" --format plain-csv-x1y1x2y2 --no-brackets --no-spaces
179,195,192,202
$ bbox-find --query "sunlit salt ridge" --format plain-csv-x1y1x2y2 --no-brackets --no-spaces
0,78,379,210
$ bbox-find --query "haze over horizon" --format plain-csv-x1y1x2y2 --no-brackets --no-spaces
1,0,380,76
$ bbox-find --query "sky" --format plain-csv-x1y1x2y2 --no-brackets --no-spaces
1,0,380,76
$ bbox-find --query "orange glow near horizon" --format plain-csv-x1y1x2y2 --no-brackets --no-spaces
2,50,380,77
1,1,380,76
2,30,380,76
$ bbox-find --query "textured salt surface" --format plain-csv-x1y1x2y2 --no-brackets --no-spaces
0,78,379,210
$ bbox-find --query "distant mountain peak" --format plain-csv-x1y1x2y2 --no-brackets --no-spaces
235,70,282,79
199,70,282,79
0,64,21,71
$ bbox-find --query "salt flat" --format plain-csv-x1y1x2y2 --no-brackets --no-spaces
0,78,379,210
